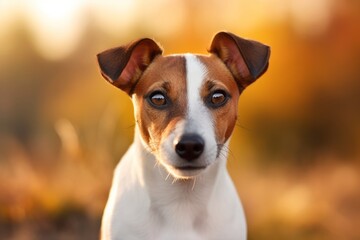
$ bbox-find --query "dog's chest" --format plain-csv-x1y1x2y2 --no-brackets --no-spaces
107,146,245,240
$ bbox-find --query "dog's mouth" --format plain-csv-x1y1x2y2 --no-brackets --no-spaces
165,164,208,179
174,165,207,171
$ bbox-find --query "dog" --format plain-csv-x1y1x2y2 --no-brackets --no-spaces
97,32,270,240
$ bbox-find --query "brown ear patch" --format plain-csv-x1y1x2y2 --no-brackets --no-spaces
97,38,163,95
209,32,270,90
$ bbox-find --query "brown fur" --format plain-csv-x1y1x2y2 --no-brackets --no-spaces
132,56,187,152
198,55,240,144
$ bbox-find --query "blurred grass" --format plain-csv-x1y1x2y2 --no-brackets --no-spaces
1,1,360,239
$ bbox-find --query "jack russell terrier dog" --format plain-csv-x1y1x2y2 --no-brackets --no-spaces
97,32,270,240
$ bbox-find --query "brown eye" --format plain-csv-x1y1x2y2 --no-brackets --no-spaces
149,92,167,107
211,92,226,105
207,90,229,108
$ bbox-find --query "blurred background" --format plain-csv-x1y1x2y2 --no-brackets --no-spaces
0,0,359,239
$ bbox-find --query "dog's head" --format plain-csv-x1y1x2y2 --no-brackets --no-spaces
97,32,270,179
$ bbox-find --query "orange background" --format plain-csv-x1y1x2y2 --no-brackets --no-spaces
0,0,359,239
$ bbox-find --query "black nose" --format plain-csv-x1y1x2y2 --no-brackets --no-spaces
174,134,205,161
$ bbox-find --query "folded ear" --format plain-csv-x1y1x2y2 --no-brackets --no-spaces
97,38,163,95
209,32,270,91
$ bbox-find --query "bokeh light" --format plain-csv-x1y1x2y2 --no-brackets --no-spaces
23,0,86,60
0,0,359,239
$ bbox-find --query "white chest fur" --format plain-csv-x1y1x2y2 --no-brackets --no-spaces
101,132,247,240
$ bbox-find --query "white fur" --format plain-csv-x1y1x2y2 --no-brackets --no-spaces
184,55,218,166
101,54,247,240
159,55,218,178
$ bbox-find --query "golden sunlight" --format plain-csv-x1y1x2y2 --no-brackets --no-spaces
90,0,138,36
24,0,86,61
290,0,335,37
0,1,16,37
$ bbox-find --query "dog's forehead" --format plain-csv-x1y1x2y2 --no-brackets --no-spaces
196,54,236,85
140,54,235,90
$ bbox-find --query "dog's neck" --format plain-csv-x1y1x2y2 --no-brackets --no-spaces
132,126,229,217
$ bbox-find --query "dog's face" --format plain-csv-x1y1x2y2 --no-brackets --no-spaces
97,32,270,179
131,54,240,178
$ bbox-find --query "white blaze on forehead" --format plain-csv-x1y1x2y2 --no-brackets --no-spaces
184,54,214,132
185,54,206,121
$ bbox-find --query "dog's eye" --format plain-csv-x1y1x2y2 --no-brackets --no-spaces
149,92,167,107
208,90,229,108
211,92,226,104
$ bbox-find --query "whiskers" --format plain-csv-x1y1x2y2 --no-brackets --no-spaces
224,144,237,163
165,172,171,181
191,177,197,191
172,177,198,191
217,143,231,159
172,177,179,184
235,117,253,132
157,163,199,191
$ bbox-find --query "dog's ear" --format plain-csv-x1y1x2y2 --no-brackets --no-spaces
209,32,270,91
97,38,163,95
